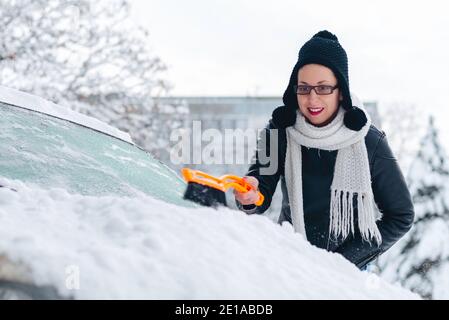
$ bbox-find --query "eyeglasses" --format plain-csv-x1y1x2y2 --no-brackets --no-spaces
294,84,339,95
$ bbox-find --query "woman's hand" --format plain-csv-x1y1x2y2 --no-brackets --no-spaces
234,176,260,206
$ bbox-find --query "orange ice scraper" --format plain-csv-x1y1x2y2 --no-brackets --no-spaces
181,168,264,208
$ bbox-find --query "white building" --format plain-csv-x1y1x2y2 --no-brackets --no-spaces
156,96,381,129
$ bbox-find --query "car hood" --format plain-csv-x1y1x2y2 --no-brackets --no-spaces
0,178,420,299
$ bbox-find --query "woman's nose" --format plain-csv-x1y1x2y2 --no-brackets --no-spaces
308,89,320,102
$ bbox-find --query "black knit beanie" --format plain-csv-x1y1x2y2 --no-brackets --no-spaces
272,30,367,131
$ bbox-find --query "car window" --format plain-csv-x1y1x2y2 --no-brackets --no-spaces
0,101,193,207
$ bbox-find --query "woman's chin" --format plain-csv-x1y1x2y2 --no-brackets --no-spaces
305,116,328,127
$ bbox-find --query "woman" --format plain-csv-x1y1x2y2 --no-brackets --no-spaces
234,30,415,270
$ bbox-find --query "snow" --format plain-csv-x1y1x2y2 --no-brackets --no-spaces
0,85,133,144
0,178,419,299
379,117,449,299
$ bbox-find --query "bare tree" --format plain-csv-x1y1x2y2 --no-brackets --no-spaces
379,102,425,174
0,0,186,158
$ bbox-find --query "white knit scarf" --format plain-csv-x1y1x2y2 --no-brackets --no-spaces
285,107,382,245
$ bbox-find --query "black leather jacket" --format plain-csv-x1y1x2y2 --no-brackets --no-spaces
238,119,415,270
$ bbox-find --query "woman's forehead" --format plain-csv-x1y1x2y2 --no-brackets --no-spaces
297,64,337,82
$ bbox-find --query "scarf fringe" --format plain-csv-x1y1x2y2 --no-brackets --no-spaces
330,189,382,245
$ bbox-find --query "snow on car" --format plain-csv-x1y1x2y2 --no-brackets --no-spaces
0,85,419,299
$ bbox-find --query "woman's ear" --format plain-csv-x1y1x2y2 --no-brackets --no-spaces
339,92,343,101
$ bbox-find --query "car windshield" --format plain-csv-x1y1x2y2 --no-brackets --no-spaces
0,101,193,207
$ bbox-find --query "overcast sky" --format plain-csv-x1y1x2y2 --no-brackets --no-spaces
130,0,449,139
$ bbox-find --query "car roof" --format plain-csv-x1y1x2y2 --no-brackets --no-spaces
0,85,134,144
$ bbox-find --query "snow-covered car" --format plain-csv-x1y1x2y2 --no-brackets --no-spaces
0,86,419,300
0,85,193,299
